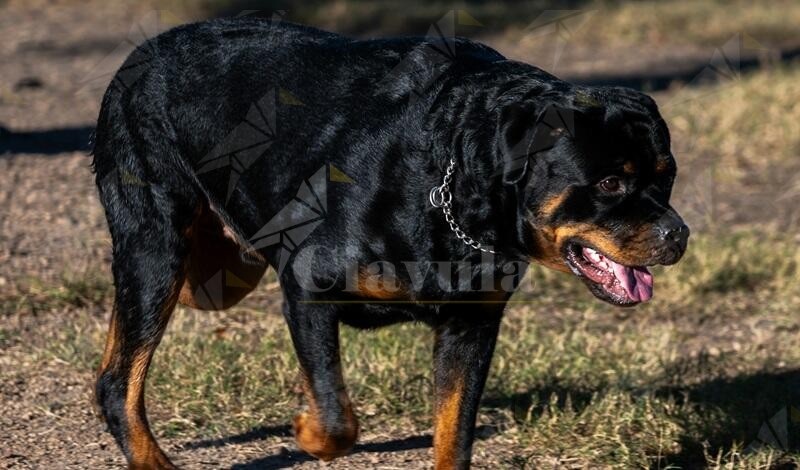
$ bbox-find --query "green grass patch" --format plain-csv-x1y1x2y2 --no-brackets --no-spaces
0,271,112,315
0,328,12,348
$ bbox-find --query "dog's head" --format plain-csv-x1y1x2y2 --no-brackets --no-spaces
497,86,688,306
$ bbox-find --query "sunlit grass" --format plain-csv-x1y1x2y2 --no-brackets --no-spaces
664,64,800,174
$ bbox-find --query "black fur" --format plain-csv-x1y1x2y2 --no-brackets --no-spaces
92,18,688,469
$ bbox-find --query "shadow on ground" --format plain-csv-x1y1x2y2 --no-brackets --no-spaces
572,45,800,91
179,370,800,468
184,424,293,450
183,424,497,469
0,125,93,156
662,369,800,468
482,369,800,468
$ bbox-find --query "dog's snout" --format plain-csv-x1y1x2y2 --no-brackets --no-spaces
653,213,689,264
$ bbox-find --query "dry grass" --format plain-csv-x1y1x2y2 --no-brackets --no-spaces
665,65,800,173
661,63,800,232
189,0,800,50
562,0,800,48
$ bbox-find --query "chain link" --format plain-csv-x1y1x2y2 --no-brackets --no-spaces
429,157,497,255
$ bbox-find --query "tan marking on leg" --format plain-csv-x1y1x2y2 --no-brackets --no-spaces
294,374,359,461
126,283,181,469
434,380,464,470
99,308,119,373
655,158,670,173
94,308,120,419
126,349,158,467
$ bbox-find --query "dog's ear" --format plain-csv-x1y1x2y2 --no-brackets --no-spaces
498,103,578,185
498,104,531,185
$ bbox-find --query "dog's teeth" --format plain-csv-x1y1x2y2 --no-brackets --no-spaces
582,247,606,265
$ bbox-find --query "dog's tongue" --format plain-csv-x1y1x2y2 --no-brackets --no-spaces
609,261,653,302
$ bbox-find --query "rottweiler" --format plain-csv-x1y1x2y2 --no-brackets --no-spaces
91,17,689,470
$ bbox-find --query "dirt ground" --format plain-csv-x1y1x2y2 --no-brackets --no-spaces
2,1,799,469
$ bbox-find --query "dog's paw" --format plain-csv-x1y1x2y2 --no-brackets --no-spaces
293,411,358,461
128,452,178,470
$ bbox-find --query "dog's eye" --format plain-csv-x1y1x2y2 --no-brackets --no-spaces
598,177,623,193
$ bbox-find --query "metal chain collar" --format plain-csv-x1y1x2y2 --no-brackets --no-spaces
429,157,498,254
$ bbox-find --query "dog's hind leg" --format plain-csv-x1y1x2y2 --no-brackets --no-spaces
93,158,197,469
95,210,192,468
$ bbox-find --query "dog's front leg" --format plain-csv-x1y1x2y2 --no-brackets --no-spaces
283,300,359,461
432,311,502,470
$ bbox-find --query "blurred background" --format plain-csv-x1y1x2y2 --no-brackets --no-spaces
1,1,799,468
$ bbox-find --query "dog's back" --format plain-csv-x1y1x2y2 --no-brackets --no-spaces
92,18,504,238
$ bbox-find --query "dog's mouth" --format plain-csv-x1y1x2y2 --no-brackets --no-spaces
564,242,653,306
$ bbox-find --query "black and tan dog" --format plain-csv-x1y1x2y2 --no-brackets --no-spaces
91,17,689,469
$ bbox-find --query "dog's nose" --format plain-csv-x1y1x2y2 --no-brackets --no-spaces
654,212,689,264
664,223,690,251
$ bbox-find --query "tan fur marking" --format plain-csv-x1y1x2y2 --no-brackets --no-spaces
99,309,119,373
126,350,153,464
538,188,571,220
94,309,120,419
434,380,464,470
655,158,669,173
125,282,181,469
555,224,634,263
531,222,655,269
294,375,359,461
623,161,636,174
354,268,407,300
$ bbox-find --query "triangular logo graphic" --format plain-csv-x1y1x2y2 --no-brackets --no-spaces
279,88,304,106
160,10,186,27
193,270,223,310
248,165,328,275
196,89,277,203
791,406,800,423
457,10,483,27
121,169,147,186
746,407,790,453
225,270,251,288
329,164,354,183
742,33,766,51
